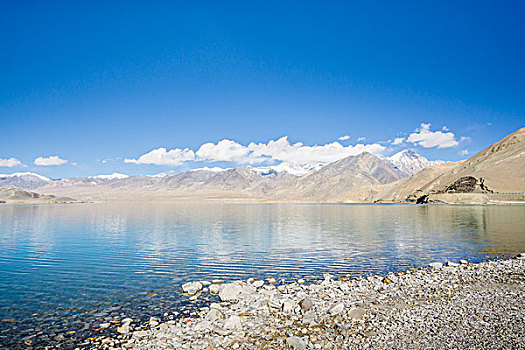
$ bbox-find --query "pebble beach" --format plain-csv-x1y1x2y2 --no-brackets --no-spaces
80,254,525,350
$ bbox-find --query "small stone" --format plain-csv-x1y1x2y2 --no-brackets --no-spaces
148,317,159,327
212,279,224,284
213,327,232,336
328,302,344,315
252,280,264,288
122,318,133,324
299,298,313,312
205,308,224,322
460,259,468,265
267,278,277,285
200,280,211,286
286,336,307,350
219,283,243,301
209,284,221,294
99,323,111,329
182,281,203,295
298,279,305,284
132,331,148,338
348,307,365,320
117,324,131,334
282,300,294,314
224,315,242,330
382,277,392,284
447,261,460,267
428,262,443,269
194,320,212,331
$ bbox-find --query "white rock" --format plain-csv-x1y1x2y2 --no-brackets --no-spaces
252,280,265,288
205,308,223,322
460,259,468,265
194,320,212,331
328,302,345,315
117,324,131,334
224,315,243,330
182,281,203,295
286,336,307,350
282,300,294,314
209,284,221,294
219,283,243,301
428,262,443,269
132,331,148,338
348,307,365,320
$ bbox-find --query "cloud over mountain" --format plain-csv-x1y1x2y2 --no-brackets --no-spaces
125,136,387,168
34,156,68,166
124,147,195,166
407,123,459,148
0,157,23,167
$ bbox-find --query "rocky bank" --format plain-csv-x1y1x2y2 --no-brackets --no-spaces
84,255,525,350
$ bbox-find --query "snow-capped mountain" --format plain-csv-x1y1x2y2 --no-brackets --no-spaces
0,172,52,190
387,150,444,176
264,161,327,176
89,173,129,180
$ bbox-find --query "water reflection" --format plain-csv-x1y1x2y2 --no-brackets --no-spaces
0,203,524,347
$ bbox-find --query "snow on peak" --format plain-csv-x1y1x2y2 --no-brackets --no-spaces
190,167,230,173
91,173,129,180
148,171,177,178
0,172,51,182
252,162,326,176
387,150,444,175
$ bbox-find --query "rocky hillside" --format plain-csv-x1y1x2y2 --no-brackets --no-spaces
336,127,525,204
287,152,406,201
0,187,74,203
0,172,52,190
29,153,406,202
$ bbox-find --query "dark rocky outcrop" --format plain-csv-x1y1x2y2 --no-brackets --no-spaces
441,176,493,194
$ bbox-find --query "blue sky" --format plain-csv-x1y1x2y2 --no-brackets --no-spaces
0,1,523,178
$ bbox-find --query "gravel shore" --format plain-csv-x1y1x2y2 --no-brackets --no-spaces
86,255,525,350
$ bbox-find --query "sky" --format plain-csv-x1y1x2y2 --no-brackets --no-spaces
0,1,523,178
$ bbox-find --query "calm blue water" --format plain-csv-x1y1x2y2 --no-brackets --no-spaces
0,203,524,347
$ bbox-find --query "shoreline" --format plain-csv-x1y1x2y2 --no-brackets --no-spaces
83,255,525,349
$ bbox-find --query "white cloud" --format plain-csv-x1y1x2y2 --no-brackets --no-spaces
442,126,449,131
407,123,459,148
34,155,68,166
196,140,259,163
127,137,387,168
247,136,386,164
338,135,350,141
391,137,405,145
124,147,195,166
459,149,469,156
0,157,23,167
356,137,366,142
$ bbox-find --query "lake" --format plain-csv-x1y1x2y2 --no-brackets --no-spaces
1,203,524,348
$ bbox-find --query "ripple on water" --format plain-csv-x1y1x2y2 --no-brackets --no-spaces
0,203,524,348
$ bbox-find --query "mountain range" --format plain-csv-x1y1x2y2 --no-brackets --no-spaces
0,150,429,202
0,128,523,204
